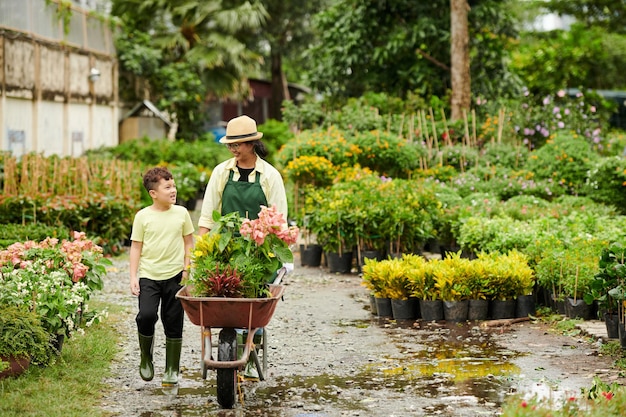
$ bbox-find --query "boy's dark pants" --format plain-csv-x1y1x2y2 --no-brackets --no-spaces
136,273,184,338
136,273,184,384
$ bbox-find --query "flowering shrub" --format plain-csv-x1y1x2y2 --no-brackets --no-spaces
584,156,626,214
187,205,299,298
523,132,600,196
0,232,110,337
506,89,611,150
283,155,335,188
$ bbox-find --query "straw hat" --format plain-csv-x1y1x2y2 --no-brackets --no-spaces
219,115,263,144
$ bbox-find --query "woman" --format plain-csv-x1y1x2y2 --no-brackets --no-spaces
197,115,289,380
197,115,288,235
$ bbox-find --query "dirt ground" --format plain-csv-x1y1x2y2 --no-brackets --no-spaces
97,253,626,417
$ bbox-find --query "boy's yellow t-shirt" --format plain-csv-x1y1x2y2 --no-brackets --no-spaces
131,205,195,281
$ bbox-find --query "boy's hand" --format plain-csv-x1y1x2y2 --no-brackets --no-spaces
130,277,140,296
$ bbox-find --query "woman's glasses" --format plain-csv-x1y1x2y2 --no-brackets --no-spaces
225,143,240,151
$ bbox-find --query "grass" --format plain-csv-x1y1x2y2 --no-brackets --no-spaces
0,301,123,417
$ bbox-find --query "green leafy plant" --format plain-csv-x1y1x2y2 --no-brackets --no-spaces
0,303,54,369
585,241,626,315
523,132,600,196
0,223,70,250
477,250,535,301
361,257,413,300
361,257,388,299
432,252,472,301
187,206,299,298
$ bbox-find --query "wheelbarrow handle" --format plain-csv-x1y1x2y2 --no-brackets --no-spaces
272,267,287,285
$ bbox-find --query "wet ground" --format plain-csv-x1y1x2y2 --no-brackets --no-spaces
98,254,626,417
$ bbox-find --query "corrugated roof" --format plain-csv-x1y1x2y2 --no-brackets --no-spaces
120,100,172,127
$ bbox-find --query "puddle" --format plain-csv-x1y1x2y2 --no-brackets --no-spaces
139,319,580,416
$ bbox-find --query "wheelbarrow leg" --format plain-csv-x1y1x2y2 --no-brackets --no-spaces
201,327,212,380
250,349,265,381
262,328,268,373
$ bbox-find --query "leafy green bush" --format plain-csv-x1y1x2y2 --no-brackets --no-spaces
277,127,426,180
0,195,137,255
458,216,538,254
584,156,626,214
87,137,230,168
352,130,426,178
276,127,359,170
0,303,54,367
523,132,600,195
258,119,295,165
501,195,551,220
432,144,480,172
481,142,530,168
453,166,564,201
0,223,70,249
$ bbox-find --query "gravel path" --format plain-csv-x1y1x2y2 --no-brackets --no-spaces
96,254,626,417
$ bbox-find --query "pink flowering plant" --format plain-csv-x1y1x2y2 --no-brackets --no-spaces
187,205,299,298
0,232,111,337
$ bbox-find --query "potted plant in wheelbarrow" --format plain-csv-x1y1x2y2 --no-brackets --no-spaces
178,205,298,409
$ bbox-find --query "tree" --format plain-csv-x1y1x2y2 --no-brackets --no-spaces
111,0,268,140
450,0,471,120
509,0,626,95
545,0,626,33
303,0,518,111
250,0,326,120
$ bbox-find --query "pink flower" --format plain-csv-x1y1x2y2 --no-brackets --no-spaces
72,263,88,282
240,205,299,246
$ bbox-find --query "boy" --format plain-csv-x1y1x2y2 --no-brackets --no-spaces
130,167,194,386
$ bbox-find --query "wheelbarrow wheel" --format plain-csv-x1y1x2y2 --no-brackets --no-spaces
216,328,237,408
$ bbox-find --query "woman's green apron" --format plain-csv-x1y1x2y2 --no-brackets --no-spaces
221,169,268,220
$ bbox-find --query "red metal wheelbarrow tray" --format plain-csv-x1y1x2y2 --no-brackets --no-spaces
176,284,285,328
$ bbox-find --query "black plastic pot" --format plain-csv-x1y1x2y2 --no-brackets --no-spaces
516,295,536,318
490,299,516,320
326,251,353,274
419,299,444,321
443,300,469,322
300,244,323,267
468,299,489,321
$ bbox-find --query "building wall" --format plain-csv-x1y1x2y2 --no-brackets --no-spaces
0,0,118,158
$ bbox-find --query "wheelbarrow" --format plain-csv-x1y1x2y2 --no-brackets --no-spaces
176,269,286,408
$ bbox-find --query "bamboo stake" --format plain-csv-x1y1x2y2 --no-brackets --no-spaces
423,109,438,155
417,111,425,143
440,108,451,147
497,107,506,144
428,108,438,149
574,266,579,304
398,113,405,138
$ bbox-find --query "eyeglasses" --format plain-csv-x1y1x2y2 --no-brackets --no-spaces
225,143,241,151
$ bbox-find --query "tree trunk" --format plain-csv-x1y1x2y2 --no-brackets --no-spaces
270,51,290,121
450,0,471,121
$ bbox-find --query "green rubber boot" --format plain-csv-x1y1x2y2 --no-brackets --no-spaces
162,338,182,386
138,333,154,381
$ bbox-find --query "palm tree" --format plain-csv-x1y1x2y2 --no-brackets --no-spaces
112,0,268,138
